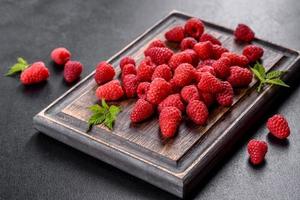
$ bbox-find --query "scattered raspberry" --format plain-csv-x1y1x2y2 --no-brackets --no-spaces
227,66,253,87
267,114,290,139
144,47,174,65
212,45,229,59
172,63,196,88
197,59,216,69
197,72,223,93
234,23,255,43
180,85,200,103
151,64,172,81
212,57,231,79
158,94,185,113
50,47,71,65
145,39,166,52
95,80,124,101
216,81,233,106
137,82,150,100
199,33,221,45
247,139,268,165
63,61,83,83
180,37,197,51
200,92,215,107
146,78,172,105
183,49,199,67
186,100,209,125
168,52,192,70
122,74,139,98
20,62,50,85
130,99,154,123
136,57,155,82
159,107,182,138
184,18,205,39
221,52,249,66
193,41,214,60
120,56,136,70
165,26,185,42
197,65,216,76
94,61,115,85
242,45,264,63
121,63,136,79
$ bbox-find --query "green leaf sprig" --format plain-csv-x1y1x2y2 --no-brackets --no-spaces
250,62,289,92
5,57,29,76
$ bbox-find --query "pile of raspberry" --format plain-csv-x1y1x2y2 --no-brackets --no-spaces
94,18,264,138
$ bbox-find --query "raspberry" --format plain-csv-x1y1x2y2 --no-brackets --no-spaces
20,62,50,85
197,59,216,69
197,72,223,93
197,65,216,76
137,82,150,100
200,92,215,107
194,71,203,82
122,74,138,98
267,114,290,139
158,93,185,113
184,18,205,39
180,85,200,103
234,23,255,43
95,80,124,101
94,61,115,85
121,63,136,79
145,39,166,51
193,41,214,60
212,57,231,79
165,26,185,42
199,33,221,45
242,45,264,63
168,52,192,70
151,64,172,81
221,52,249,66
146,78,172,105
120,56,136,70
136,57,155,82
172,63,196,88
227,66,253,87
212,45,229,59
144,47,174,65
159,107,182,138
130,99,154,123
186,100,209,125
180,37,197,51
50,47,71,65
247,139,268,165
216,81,233,106
63,61,83,83
169,78,181,93
183,49,199,67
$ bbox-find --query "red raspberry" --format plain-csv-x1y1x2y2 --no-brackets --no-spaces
197,65,216,76
20,62,50,85
144,47,174,65
242,45,264,63
169,78,181,93
184,18,205,39
94,61,115,85
136,57,155,82
122,74,138,98
199,33,221,45
197,72,223,93
194,71,203,82
145,39,166,52
172,63,196,88
227,66,253,87
130,99,154,123
200,92,215,107
151,64,172,81
247,139,268,165
180,37,197,51
221,52,249,66
216,81,233,106
165,26,185,42
234,23,255,43
183,49,199,67
50,47,71,65
159,107,182,138
120,56,136,70
63,61,83,83
180,85,200,103
168,52,192,70
193,41,214,60
197,59,216,69
137,82,150,100
158,93,185,113
96,80,124,101
186,100,209,125
121,63,136,79
212,45,229,59
146,78,172,105
267,114,290,139
212,57,231,79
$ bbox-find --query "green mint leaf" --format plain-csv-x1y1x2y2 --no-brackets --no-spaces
103,113,114,130
109,105,121,117
254,62,266,78
265,78,290,88
101,99,109,110
17,57,28,65
89,104,102,113
250,67,265,82
5,57,29,76
266,70,287,79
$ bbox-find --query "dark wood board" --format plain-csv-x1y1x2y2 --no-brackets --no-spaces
33,10,300,198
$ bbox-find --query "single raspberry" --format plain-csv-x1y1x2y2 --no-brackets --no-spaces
197,59,216,69
145,39,166,52
172,63,196,88
216,81,233,106
136,57,155,82
184,18,205,39
158,94,185,113
159,107,182,138
151,64,172,81
197,72,223,93
50,47,71,65
130,99,154,123
94,61,115,85
180,37,197,51
121,63,136,79
199,33,221,45
95,80,124,101
212,45,229,59
221,52,249,66
63,61,83,83
197,65,216,76
137,82,150,100
234,23,255,43
144,47,174,65
20,62,50,85
186,100,209,125
193,41,214,60
247,139,268,165
200,92,215,107
267,114,290,139
146,78,172,105
242,45,264,63
168,52,192,70
227,66,253,87
165,26,185,42
120,56,136,70
183,49,199,67
122,74,138,98
212,57,231,79
180,85,200,103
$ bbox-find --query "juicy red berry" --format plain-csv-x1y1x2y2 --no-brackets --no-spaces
197,59,216,69
212,57,231,79
242,45,264,63
145,39,166,51
227,66,253,87
151,64,172,81
186,100,209,125
20,62,50,85
200,92,215,107
197,65,216,76
120,56,136,70
121,63,136,79
172,63,196,88
212,45,229,59
183,49,199,67
64,61,83,83
158,93,185,113
184,18,205,39
94,61,115,85
168,52,192,70
197,72,223,94
199,33,221,45
137,82,150,100
122,74,139,98
221,52,249,66
130,99,154,123
137,57,155,82
144,47,174,65
159,107,182,138
267,114,290,139
247,139,268,165
96,80,124,101
234,23,255,43
216,81,234,106
180,85,200,103
146,78,172,105
51,47,71,65
193,41,214,60
180,37,198,51
165,26,185,42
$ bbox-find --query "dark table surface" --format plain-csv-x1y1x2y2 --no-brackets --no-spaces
1,0,300,199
